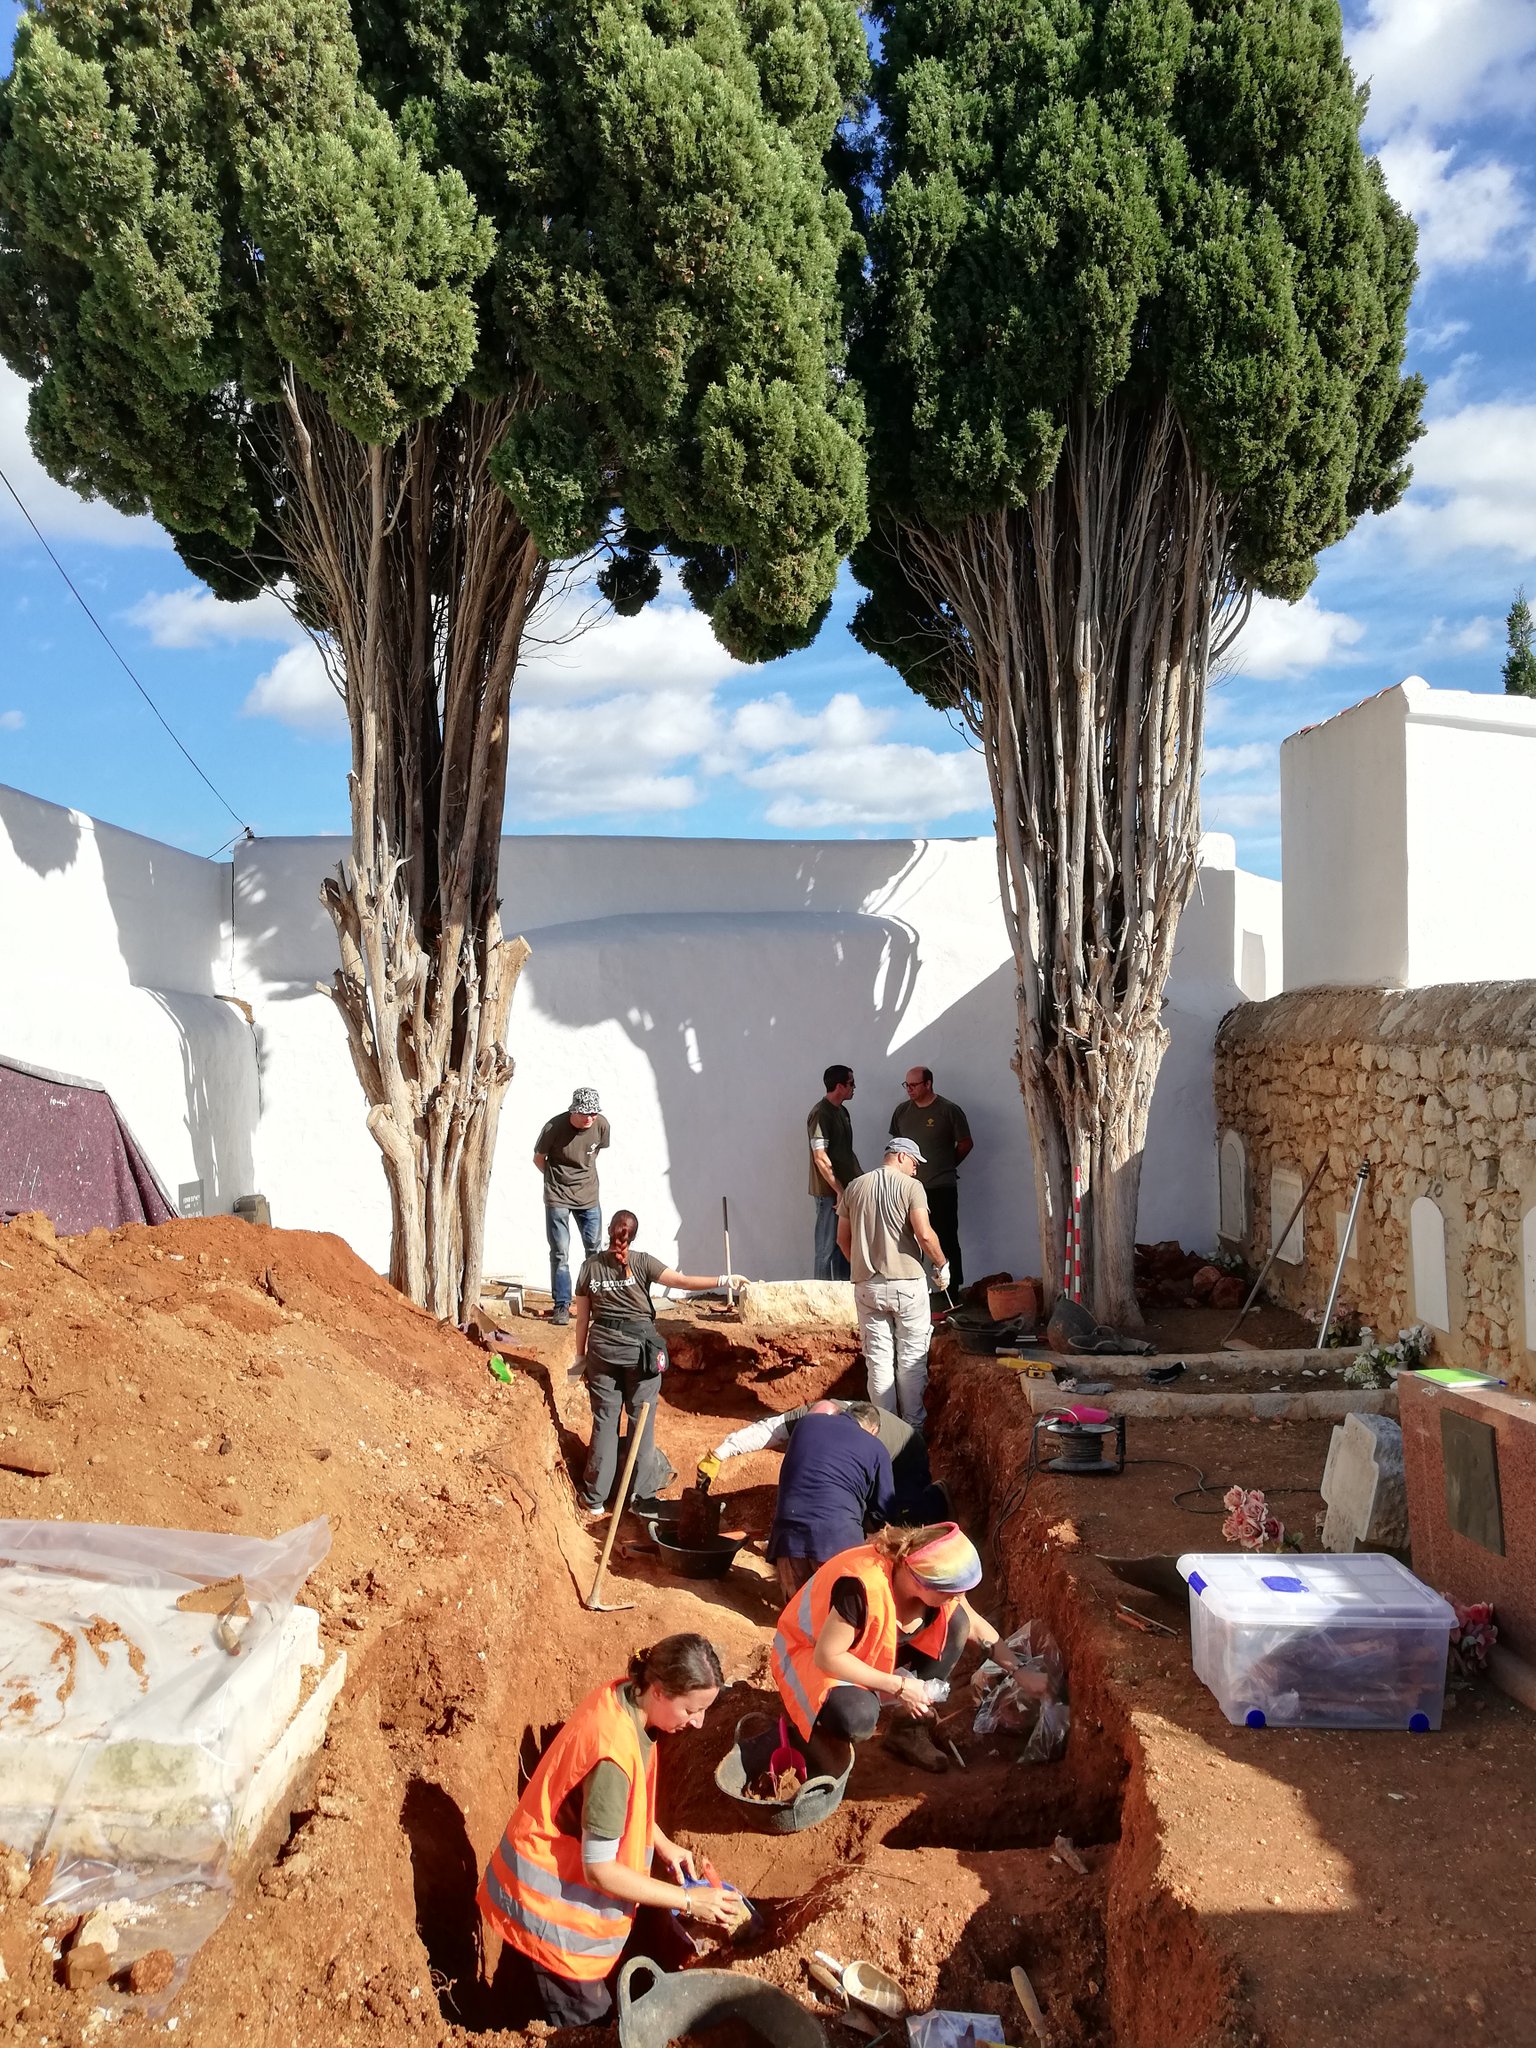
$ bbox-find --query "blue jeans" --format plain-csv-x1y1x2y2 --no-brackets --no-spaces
813,1194,849,1281
546,1202,602,1313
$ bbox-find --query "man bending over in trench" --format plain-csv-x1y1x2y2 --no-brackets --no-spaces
769,1522,1021,1776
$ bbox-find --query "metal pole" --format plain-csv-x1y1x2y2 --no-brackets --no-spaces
1317,1160,1370,1348
1220,1153,1328,1346
722,1195,734,1309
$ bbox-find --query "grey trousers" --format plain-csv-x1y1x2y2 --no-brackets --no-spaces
581,1363,675,1510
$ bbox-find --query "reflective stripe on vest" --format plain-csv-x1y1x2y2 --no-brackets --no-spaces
771,1545,957,1740
477,1678,656,1981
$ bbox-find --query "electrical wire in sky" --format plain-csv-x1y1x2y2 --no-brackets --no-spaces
0,462,255,846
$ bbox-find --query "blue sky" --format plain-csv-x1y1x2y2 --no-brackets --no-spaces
3,0,1534,873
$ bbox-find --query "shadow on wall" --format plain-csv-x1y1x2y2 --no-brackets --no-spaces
510,908,923,1278
147,990,258,1211
0,783,82,878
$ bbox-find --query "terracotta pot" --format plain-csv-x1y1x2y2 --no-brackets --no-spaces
987,1278,1040,1324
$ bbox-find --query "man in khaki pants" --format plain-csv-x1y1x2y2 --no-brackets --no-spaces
837,1138,949,1427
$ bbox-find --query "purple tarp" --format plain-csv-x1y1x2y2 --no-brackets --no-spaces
0,1057,174,1235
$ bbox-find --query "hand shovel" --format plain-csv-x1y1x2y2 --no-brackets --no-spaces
770,1716,807,1782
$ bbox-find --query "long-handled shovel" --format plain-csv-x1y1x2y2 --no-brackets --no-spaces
584,1400,653,1613
1220,1155,1326,1349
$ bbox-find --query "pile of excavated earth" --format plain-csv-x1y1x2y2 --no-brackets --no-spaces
2,1213,1534,2048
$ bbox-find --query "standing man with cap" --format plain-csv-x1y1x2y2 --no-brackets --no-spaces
807,1064,860,1281
534,1087,610,1325
837,1138,948,1427
889,1067,972,1292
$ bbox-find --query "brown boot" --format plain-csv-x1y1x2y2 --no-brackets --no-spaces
884,1716,949,1773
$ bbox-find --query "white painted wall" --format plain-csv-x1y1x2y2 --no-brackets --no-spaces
236,828,1280,1285
1281,678,1536,991
1,776,1284,1288
1280,684,1410,989
0,784,259,1213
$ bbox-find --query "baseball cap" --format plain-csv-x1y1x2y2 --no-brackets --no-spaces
885,1136,926,1164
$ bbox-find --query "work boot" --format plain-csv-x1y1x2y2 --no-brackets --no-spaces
884,1717,949,1774
551,1306,570,1326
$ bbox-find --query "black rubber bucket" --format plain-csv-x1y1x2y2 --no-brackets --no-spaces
650,1529,747,1579
713,1713,852,1834
615,1959,829,2048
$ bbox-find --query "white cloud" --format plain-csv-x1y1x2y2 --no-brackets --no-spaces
1411,317,1471,355
1226,594,1367,680
1348,0,1536,137
1425,613,1497,652
516,578,745,705
1202,788,1282,832
1375,134,1529,273
0,709,24,731
739,740,988,830
729,691,891,754
128,584,302,650
0,365,168,551
505,688,716,819
242,643,345,735
1202,742,1272,777
1387,401,1536,557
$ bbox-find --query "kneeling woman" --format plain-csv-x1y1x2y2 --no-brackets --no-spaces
478,1634,742,2028
771,1523,1021,1775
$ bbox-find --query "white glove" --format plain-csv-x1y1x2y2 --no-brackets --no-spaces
934,1263,952,1292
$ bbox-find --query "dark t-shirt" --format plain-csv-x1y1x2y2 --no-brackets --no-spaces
807,1097,860,1197
577,1248,666,1324
829,1575,938,1640
537,1112,611,1206
767,1412,895,1563
889,1095,971,1189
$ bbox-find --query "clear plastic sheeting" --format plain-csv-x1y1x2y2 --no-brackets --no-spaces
969,1620,1070,1762
0,1517,331,1992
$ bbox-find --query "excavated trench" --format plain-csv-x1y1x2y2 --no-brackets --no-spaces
368,1316,1153,2046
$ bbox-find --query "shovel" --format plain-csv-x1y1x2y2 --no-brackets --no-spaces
583,1400,653,1612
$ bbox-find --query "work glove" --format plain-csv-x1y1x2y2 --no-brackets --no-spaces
695,1452,721,1493
934,1263,952,1293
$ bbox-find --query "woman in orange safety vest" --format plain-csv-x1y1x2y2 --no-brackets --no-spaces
771,1521,1023,1776
478,1633,743,2028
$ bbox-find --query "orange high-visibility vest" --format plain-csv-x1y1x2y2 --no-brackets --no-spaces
770,1543,957,1740
477,1678,657,1982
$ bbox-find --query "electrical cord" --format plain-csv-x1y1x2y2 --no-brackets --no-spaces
993,1437,1326,1546
0,461,254,842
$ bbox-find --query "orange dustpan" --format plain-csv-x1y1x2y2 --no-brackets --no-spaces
770,1716,807,1780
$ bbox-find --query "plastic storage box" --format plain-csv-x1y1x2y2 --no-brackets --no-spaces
1176,1552,1456,1730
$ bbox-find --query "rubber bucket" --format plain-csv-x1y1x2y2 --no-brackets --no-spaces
713,1713,852,1834
616,1959,828,2048
987,1278,1040,1324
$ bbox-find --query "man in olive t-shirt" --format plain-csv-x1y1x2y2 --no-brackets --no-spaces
889,1066,973,1288
807,1063,860,1280
836,1138,948,1426
533,1086,610,1324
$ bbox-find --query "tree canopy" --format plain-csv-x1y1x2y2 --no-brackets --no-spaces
0,0,869,657
1504,589,1536,698
852,0,1423,691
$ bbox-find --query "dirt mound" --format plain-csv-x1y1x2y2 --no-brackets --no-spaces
0,1216,1122,2048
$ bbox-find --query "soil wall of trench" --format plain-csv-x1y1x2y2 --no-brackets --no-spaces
0,1218,1249,2048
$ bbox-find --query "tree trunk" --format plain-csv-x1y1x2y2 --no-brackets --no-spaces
275,380,544,1321
902,394,1244,1325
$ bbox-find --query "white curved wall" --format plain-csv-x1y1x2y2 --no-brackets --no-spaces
1,777,1280,1285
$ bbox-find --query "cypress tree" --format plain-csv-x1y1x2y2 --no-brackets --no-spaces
0,0,867,1315
852,0,1423,1321
1504,590,1536,698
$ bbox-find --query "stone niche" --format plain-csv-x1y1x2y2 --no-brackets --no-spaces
1213,982,1536,1390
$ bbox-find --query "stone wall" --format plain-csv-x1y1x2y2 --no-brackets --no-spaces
1214,984,1536,1393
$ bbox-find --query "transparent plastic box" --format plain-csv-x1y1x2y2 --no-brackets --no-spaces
1175,1552,1456,1731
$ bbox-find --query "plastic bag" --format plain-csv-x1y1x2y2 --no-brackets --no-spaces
0,1517,331,2005
970,1620,1070,1761
906,2014,1007,2047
